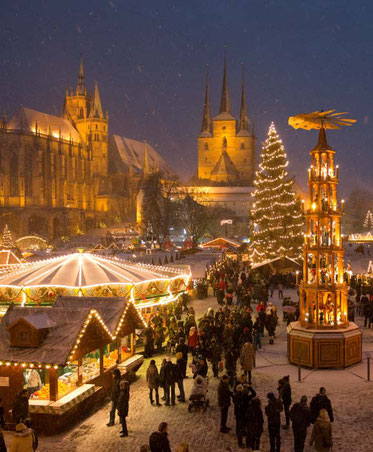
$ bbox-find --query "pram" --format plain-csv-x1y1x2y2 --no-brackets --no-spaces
188,376,209,413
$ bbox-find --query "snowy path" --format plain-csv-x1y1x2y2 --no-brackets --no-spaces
4,289,373,451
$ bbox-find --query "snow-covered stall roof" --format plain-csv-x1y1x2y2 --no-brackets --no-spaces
201,237,241,249
251,256,301,271
54,296,146,334
0,253,184,289
0,305,93,365
8,107,81,143
109,135,175,176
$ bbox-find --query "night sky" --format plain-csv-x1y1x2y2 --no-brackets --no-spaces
1,0,373,194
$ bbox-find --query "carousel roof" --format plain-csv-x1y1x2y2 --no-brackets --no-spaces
0,252,186,290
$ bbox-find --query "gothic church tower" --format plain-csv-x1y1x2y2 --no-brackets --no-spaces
197,54,256,185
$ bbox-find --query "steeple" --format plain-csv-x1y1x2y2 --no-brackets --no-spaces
1,107,7,131
77,55,86,95
238,66,250,136
89,80,103,118
200,68,212,135
219,49,231,114
312,126,333,152
143,141,151,175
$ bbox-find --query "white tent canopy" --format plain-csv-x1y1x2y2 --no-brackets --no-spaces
0,253,184,289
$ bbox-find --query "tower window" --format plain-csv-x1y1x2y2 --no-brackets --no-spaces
204,143,208,151
223,137,227,148
79,107,84,119
240,142,245,150
222,126,226,130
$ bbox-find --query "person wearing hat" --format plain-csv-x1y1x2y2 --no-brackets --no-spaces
10,423,35,452
309,409,332,451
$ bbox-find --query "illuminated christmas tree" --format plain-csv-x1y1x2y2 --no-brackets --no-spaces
2,224,14,249
363,209,373,229
249,122,303,262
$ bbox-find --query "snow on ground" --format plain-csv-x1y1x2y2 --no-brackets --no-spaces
4,288,373,452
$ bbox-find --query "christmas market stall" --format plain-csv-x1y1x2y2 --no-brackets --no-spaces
0,252,191,313
0,297,146,433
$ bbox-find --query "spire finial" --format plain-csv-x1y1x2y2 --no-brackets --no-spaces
200,65,212,134
238,63,250,135
77,55,86,95
219,48,231,114
89,80,103,119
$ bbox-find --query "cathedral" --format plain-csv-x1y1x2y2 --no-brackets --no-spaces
197,55,256,185
0,58,173,239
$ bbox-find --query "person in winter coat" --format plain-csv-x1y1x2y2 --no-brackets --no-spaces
217,375,232,433
146,360,161,406
265,392,283,452
160,358,177,406
117,379,130,437
175,353,186,402
278,375,292,429
175,338,189,378
187,326,198,351
10,423,35,452
210,339,222,378
190,376,208,399
12,390,29,425
107,369,121,426
232,384,256,448
144,326,154,358
290,395,311,452
246,397,264,450
310,387,334,424
193,357,208,379
309,409,332,451
149,422,171,452
240,341,255,385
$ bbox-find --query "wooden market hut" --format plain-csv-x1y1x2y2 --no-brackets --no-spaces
251,256,301,276
0,297,146,433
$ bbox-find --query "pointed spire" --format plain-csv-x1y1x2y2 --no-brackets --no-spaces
77,55,86,95
1,107,7,131
200,67,212,135
238,65,250,135
89,80,103,118
219,49,231,114
143,141,151,175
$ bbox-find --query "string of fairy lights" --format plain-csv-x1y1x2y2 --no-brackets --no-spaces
249,122,304,262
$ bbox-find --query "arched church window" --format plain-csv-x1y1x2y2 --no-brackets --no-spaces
10,152,19,196
223,137,227,148
79,107,84,119
25,152,33,196
204,143,208,151
240,142,245,150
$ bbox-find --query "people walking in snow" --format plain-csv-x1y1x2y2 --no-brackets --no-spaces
240,340,255,385
309,409,333,451
160,357,177,406
149,422,171,452
290,395,311,452
146,360,161,406
246,397,264,451
278,375,292,429
107,369,121,427
310,387,334,424
265,392,283,452
218,375,232,433
117,378,130,437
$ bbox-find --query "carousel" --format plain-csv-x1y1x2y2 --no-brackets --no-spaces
0,251,191,313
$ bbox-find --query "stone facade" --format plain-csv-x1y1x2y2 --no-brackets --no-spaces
197,57,256,185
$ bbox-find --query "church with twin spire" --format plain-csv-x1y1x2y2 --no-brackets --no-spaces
197,54,256,185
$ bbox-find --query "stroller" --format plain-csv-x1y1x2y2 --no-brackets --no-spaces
188,376,209,413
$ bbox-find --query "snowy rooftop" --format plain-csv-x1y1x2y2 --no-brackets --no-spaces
8,107,81,143
109,135,175,176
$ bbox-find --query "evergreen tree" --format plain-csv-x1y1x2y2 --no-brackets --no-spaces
2,224,14,248
249,122,303,262
363,209,373,229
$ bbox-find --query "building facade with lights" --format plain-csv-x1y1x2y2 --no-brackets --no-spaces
197,56,256,185
0,58,174,239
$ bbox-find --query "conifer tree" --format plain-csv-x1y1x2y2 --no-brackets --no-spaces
249,122,303,262
363,209,373,229
2,224,14,248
